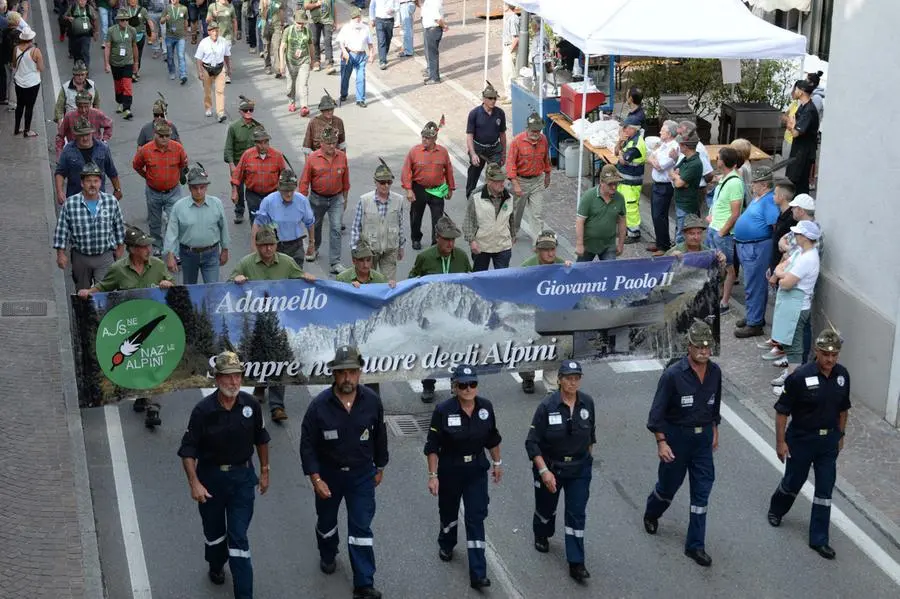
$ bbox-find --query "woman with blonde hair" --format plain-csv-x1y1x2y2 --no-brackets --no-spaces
730,138,753,205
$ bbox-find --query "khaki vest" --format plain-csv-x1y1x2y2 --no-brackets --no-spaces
360,191,403,253
472,194,513,253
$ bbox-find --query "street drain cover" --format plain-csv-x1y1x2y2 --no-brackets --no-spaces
385,413,432,438
1,301,49,317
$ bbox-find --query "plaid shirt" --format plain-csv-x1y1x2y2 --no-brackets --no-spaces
401,143,455,190
299,149,349,197
55,108,113,155
133,140,189,192
52,192,126,254
350,191,406,249
231,147,286,194
507,131,551,179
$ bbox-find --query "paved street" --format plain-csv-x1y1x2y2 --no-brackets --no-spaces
5,0,899,596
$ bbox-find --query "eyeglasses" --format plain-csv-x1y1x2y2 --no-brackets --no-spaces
241,108,255,113
376,180,393,185
456,381,478,390
157,134,171,139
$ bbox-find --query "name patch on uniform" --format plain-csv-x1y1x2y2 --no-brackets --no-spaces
242,406,253,418
804,376,819,388
548,412,562,425
580,408,589,420
360,428,369,441
478,408,489,421
837,375,845,387
447,415,462,427
323,429,338,440
707,396,715,406
680,395,694,407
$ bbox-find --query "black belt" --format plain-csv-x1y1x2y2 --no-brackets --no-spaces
518,174,541,179
149,184,178,194
735,237,772,244
206,460,251,472
247,188,276,195
180,243,220,253
72,249,113,257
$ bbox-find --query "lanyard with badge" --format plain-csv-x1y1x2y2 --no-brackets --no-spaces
440,255,451,274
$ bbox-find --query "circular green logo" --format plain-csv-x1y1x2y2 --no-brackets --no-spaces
96,299,186,390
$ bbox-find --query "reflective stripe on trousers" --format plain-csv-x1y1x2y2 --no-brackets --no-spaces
533,462,591,564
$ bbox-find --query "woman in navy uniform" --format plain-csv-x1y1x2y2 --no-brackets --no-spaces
177,351,270,599
642,320,721,567
424,364,503,590
525,359,596,582
767,328,850,560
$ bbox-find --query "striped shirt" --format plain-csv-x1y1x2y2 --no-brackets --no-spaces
133,140,189,192
55,107,114,155
52,192,126,255
299,149,350,197
231,147,286,194
507,132,551,179
401,143,455,190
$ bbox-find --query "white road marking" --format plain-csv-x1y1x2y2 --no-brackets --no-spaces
407,379,452,393
509,370,544,384
38,0,62,96
104,405,153,599
719,402,900,586
608,359,665,373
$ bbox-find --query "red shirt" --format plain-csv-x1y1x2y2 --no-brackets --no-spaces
507,132,551,179
56,108,114,156
299,148,350,197
231,147,286,194
401,143,455,191
133,140,188,192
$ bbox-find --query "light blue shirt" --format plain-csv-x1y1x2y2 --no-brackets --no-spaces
163,195,230,254
254,191,315,242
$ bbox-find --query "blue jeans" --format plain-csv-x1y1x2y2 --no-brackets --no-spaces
472,248,511,271
577,246,617,262
98,6,113,44
309,191,344,266
179,245,220,284
736,239,772,327
705,228,735,265
674,205,692,244
704,187,716,211
166,37,187,79
340,51,367,102
399,1,415,55
146,186,182,250
424,26,443,81
650,182,673,250
374,18,394,65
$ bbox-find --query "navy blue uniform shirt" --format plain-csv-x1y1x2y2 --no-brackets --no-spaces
647,357,722,433
178,390,271,466
525,391,596,463
466,105,507,147
775,362,851,430
423,396,502,469
300,384,389,474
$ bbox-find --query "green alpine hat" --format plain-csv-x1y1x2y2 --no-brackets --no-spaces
80,161,103,178
252,127,271,142
73,116,94,136
125,227,154,247
421,121,439,138
214,351,244,375
815,329,843,352
153,120,173,136
682,214,707,231
75,90,93,105
238,95,256,111
278,168,299,191
186,163,210,185
687,320,714,348
320,126,338,144
255,227,278,245
435,215,461,239
482,80,499,99
485,163,507,181
526,111,543,132
319,92,336,111
535,229,558,249
351,242,374,260
328,344,364,371
349,6,362,18
72,60,89,75
374,157,393,182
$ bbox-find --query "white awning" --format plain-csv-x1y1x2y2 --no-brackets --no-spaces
749,0,812,12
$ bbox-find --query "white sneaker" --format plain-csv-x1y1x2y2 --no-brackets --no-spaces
772,385,784,397
756,339,777,349
205,109,213,117
771,370,788,386
773,357,788,368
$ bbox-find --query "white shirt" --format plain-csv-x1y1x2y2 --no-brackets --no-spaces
421,0,443,28
787,247,820,310
337,21,372,53
369,0,399,20
194,35,231,66
650,139,678,183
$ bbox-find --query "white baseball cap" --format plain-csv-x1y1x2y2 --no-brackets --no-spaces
788,193,815,211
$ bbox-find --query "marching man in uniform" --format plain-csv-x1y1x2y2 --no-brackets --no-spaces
462,162,515,272
350,158,405,280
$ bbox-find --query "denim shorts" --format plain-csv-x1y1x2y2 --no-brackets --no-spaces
706,228,735,265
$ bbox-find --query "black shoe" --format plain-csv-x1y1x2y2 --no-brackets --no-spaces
809,544,836,560
342,224,347,231
339,95,348,102
423,78,441,85
734,325,765,338
412,240,422,250
274,73,282,79
470,578,491,590
180,76,187,85
736,318,747,328
320,559,336,574
208,568,225,585
643,515,658,535
623,235,641,244
133,397,148,412
521,378,535,394
767,512,782,527
353,587,382,599
438,548,453,562
421,388,435,403
534,536,549,553
145,406,161,428
569,563,591,581
684,548,712,567
234,215,244,224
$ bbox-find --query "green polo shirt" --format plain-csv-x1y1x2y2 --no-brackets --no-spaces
95,256,173,291
308,0,334,24
107,24,137,67
283,23,311,66
229,252,306,281
665,241,711,256
520,255,565,267
335,267,388,284
224,118,264,164
207,2,235,41
709,171,743,232
120,5,149,37
673,152,703,214
164,4,188,39
408,246,472,277
576,188,626,255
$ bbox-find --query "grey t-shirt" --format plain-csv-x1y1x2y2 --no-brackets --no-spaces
136,120,181,147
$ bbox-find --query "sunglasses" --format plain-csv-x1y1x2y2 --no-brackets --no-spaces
376,180,393,185
157,134,171,138
241,108,255,113
456,381,478,390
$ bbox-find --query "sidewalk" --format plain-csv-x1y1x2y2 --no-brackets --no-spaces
353,0,900,548
0,89,102,595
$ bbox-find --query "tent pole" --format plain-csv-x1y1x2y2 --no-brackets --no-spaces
576,53,590,202
538,21,544,117
483,0,490,84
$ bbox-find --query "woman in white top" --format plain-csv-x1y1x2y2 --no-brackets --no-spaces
12,27,43,137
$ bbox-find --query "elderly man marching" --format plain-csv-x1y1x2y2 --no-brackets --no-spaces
402,120,455,250
280,9,313,116
178,351,270,598
465,81,507,198
56,89,113,157
252,168,315,264
54,60,100,123
507,111,551,239
336,241,395,287
224,95,265,224
615,114,647,244
137,94,181,147
231,127,287,224
463,162,515,272
350,158,405,280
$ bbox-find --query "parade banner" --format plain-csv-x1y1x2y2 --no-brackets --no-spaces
70,253,720,406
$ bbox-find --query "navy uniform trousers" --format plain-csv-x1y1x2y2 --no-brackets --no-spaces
769,428,839,546
438,465,489,581
198,465,258,599
644,425,715,550
315,465,377,589
533,459,592,564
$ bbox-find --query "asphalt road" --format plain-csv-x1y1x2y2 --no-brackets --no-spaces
33,1,900,596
